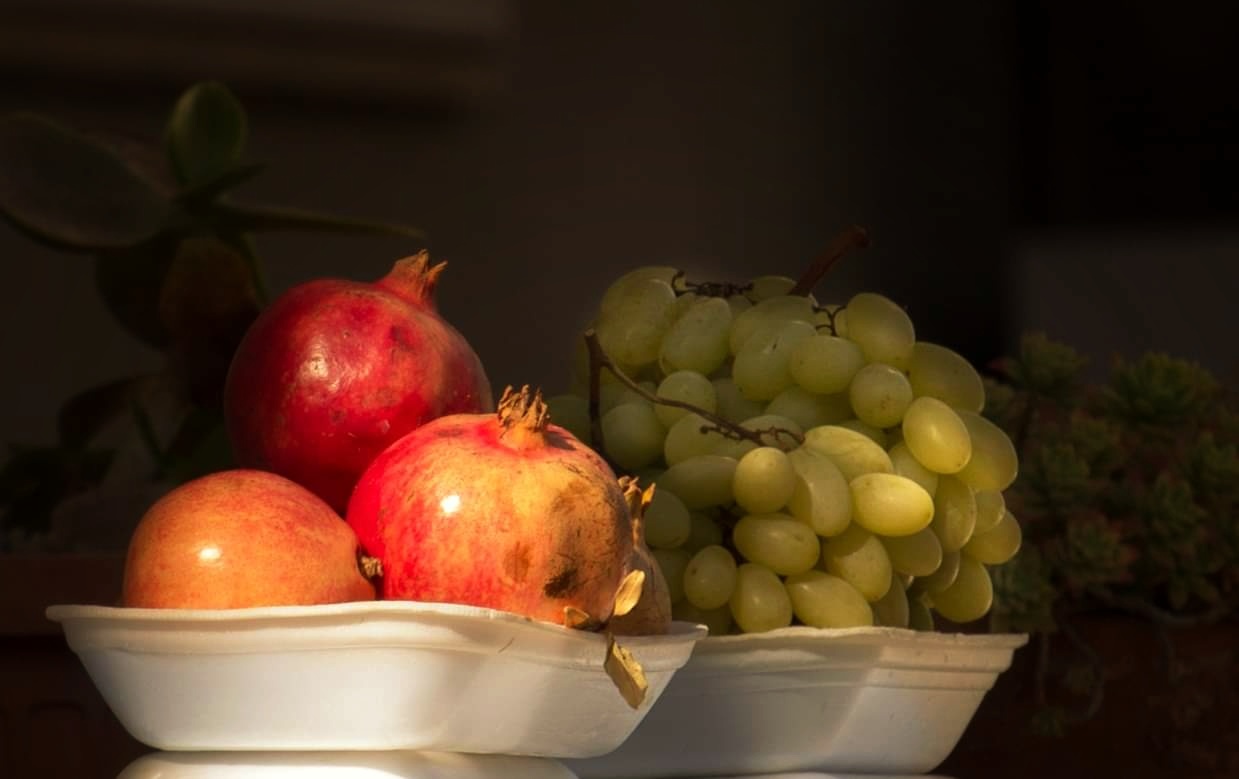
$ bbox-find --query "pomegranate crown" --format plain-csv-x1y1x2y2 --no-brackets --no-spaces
497,384,550,434
377,250,446,306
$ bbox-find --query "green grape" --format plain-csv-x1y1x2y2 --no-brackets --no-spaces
882,527,943,577
728,295,815,355
726,294,753,317
684,512,725,552
651,547,691,603
600,380,658,415
730,563,794,633
888,441,940,496
848,472,935,536
713,377,767,423
833,308,850,339
811,304,845,334
786,447,852,537
664,413,731,465
733,320,817,401
820,522,893,602
955,410,1020,491
595,277,679,367
931,475,978,552
918,549,961,593
784,570,874,628
972,489,1006,535
901,395,973,474
848,362,914,428
872,574,911,628
906,341,986,413
907,592,935,631
655,455,737,509
962,509,1022,565
844,292,916,369
835,418,890,448
546,394,591,444
597,265,679,317
787,334,866,395
654,370,717,428
802,424,895,481
569,335,631,396
746,275,800,302
659,296,733,376
765,386,853,430
672,289,699,317
931,555,993,623
672,600,733,635
643,488,691,550
738,414,805,450
733,446,797,514
683,544,739,610
601,402,665,471
732,513,821,575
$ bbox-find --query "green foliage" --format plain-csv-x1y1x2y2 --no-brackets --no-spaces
0,81,426,550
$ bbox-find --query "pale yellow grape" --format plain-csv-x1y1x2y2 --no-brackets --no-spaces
786,447,851,537
651,547,690,603
733,320,817,401
671,290,699,319
601,402,665,471
747,275,801,302
597,265,679,317
848,362,914,428
713,377,767,423
900,396,972,475
872,575,911,628
811,304,844,334
963,509,1022,564
787,334,866,394
684,512,724,552
730,563,794,633
784,570,874,628
835,418,890,448
956,410,1020,491
833,308,849,338
659,296,733,376
546,394,591,443
820,523,893,602
931,555,993,623
738,414,805,451
728,295,815,354
765,386,853,430
972,489,1006,535
844,292,916,369
672,600,733,635
907,593,935,631
931,476,978,552
882,527,944,577
569,336,627,396
732,513,820,575
849,472,935,536
654,370,717,428
683,544,739,610
664,413,734,465
918,549,960,593
888,441,940,496
655,455,737,510
726,294,753,317
733,447,797,514
802,424,894,481
642,488,691,550
595,277,679,366
906,341,986,413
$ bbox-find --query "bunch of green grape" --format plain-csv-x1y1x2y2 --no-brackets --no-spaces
548,267,1022,635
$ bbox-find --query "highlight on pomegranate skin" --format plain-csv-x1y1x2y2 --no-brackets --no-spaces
223,252,493,513
346,386,636,629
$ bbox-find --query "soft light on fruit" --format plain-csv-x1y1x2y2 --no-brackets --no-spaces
346,385,635,628
224,251,493,512
122,469,376,608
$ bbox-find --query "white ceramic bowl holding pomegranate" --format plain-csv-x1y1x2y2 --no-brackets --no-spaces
564,625,1028,778
46,600,706,757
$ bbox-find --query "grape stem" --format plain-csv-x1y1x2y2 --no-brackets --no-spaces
582,330,804,455
789,224,871,297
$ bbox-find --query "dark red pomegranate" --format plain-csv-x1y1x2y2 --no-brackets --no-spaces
224,252,492,512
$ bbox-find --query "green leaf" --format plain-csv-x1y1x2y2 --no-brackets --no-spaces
93,236,181,348
0,112,170,249
177,162,267,206
215,202,426,242
166,81,248,190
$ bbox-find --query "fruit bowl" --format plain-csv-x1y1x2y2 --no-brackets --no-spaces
45,600,706,757
564,626,1027,778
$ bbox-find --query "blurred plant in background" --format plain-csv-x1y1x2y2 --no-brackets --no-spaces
0,82,424,552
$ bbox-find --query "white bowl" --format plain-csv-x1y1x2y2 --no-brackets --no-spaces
565,626,1027,778
46,601,706,756
117,751,577,779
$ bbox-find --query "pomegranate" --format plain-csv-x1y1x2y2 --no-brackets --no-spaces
223,251,493,512
346,385,635,627
608,478,673,636
122,469,376,608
